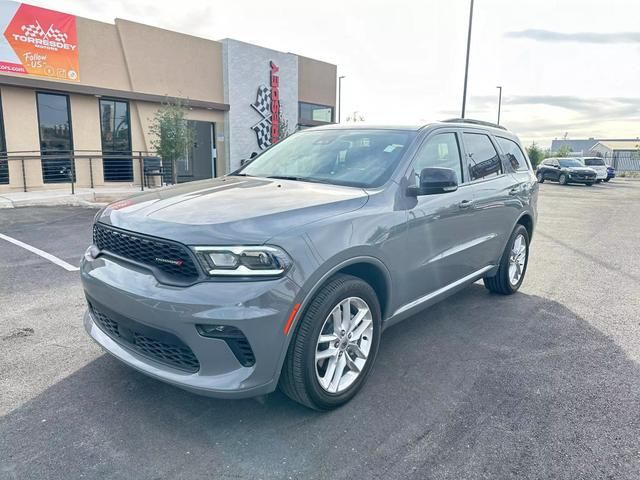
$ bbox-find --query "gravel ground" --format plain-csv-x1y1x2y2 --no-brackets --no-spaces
0,180,639,480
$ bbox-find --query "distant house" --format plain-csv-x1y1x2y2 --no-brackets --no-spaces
551,138,640,155
590,140,640,157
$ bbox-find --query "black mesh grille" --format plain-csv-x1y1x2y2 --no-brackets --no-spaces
93,223,199,282
89,301,200,373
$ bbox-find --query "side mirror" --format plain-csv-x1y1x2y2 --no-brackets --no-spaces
408,167,459,196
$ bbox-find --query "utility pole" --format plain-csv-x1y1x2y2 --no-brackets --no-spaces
338,75,346,123
461,0,474,118
496,85,502,125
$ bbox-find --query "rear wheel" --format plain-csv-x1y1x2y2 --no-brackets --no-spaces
279,274,381,410
483,225,529,295
536,172,544,183
559,173,568,185
586,182,593,186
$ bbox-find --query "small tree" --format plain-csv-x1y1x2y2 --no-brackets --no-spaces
149,98,195,184
526,142,544,168
556,144,571,157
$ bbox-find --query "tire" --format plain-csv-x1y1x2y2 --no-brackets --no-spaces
483,225,530,295
604,178,610,182
559,173,568,185
596,179,602,184
586,182,593,187
279,274,381,410
536,172,544,183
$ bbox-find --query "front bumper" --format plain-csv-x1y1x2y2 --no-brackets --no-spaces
568,174,597,184
81,255,301,398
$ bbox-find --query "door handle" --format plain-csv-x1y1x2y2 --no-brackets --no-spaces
458,199,474,209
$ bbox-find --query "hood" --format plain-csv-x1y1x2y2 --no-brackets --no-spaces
97,176,369,245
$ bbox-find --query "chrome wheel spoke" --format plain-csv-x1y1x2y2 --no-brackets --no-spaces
328,355,347,393
351,319,372,340
348,342,367,359
344,351,361,374
316,347,337,361
318,333,338,344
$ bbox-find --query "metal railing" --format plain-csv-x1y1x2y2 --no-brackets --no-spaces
589,151,640,171
0,150,176,193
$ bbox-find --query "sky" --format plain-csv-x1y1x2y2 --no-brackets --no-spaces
27,0,640,147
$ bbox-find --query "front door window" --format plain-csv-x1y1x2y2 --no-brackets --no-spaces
100,99,132,181
37,92,74,183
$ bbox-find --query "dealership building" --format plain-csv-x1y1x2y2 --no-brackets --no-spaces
0,1,337,191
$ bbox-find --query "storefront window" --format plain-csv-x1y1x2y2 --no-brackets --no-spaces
37,92,74,183
299,102,334,125
100,98,132,181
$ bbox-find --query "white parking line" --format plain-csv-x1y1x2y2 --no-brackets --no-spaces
0,233,80,272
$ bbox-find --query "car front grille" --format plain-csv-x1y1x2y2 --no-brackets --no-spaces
88,300,200,373
93,223,200,282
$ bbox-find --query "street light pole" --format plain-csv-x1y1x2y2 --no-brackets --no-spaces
338,75,346,123
496,85,502,125
461,0,474,118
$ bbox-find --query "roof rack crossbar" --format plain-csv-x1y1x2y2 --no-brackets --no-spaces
442,118,507,130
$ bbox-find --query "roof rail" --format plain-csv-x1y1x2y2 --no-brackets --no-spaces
441,118,507,130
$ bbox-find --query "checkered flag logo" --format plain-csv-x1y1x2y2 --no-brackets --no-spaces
252,120,273,150
47,27,68,43
251,85,273,150
251,86,271,119
20,20,69,43
21,20,46,38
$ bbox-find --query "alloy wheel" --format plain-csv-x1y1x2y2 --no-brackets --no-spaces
508,234,527,285
315,297,373,394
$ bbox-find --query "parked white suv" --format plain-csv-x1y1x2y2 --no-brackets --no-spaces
578,157,608,183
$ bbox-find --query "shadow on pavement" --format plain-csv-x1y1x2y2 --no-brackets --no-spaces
1,285,639,480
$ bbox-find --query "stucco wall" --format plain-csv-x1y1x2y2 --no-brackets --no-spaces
298,55,337,108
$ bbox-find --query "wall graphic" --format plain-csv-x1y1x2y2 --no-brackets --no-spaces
222,39,298,170
0,1,79,81
250,61,282,150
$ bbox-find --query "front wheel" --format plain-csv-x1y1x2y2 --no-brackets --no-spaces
279,274,381,410
536,172,544,183
484,225,530,295
586,182,593,187
559,173,568,185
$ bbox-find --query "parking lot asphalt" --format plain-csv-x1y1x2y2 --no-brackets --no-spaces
1,180,639,480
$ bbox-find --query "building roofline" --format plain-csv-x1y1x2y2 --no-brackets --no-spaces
0,74,230,111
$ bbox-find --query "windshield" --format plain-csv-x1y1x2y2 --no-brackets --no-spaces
559,159,583,168
236,129,417,188
584,158,605,166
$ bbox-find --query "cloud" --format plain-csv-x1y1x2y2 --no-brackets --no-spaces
505,29,640,44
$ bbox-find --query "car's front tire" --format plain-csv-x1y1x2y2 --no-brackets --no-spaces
536,172,544,183
279,274,381,410
586,182,593,186
483,225,530,295
559,173,568,185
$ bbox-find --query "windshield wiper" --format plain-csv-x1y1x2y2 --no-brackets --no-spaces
266,175,334,184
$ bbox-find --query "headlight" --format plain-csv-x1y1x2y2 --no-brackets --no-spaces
192,245,292,276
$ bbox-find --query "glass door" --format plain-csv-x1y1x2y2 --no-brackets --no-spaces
36,92,74,183
100,98,132,181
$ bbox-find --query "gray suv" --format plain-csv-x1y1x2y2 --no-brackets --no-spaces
82,119,537,410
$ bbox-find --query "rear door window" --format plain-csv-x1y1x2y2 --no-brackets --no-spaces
496,137,529,172
463,133,503,181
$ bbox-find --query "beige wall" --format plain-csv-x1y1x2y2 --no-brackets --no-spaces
76,18,131,91
1,86,41,190
298,56,337,108
115,20,225,104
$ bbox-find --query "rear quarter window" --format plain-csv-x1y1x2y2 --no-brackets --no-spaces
496,137,530,172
